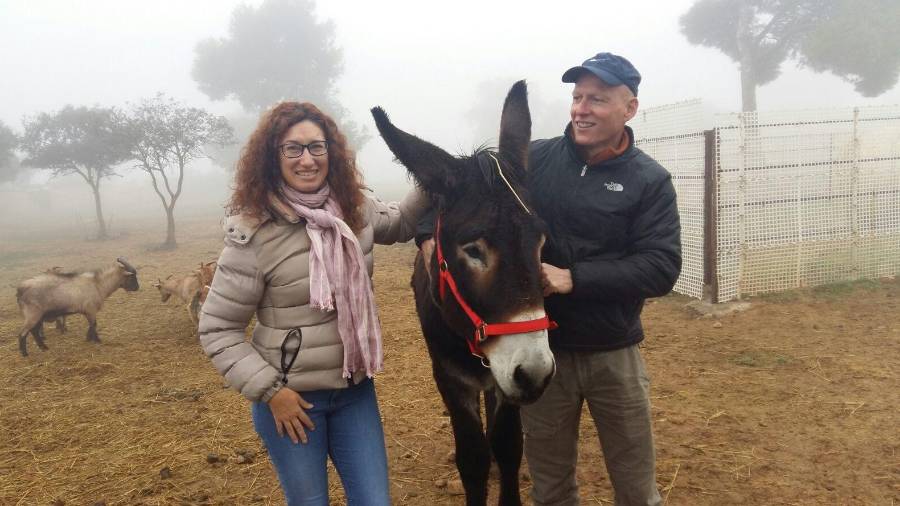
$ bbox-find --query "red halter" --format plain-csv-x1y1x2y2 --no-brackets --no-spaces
434,215,557,361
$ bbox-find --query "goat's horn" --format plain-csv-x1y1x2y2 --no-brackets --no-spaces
117,257,137,273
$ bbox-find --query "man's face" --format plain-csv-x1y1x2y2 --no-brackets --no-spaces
570,74,637,155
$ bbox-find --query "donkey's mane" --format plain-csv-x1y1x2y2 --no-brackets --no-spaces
465,146,526,189
470,146,499,188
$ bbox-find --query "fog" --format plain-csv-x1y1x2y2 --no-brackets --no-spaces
2,0,899,239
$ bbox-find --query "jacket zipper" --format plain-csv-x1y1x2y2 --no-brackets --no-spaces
580,164,588,177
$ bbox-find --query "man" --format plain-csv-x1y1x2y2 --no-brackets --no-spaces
420,52,681,505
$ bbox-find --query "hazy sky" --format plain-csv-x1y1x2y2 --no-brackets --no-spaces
2,0,899,228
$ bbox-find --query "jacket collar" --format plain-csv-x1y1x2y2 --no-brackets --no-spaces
267,192,302,224
563,124,636,167
221,193,304,246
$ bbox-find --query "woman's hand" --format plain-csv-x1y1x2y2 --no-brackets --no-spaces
420,238,435,278
268,387,316,444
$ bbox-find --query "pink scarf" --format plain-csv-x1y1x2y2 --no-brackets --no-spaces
278,183,383,378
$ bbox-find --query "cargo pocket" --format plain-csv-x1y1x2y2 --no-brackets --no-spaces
520,390,567,440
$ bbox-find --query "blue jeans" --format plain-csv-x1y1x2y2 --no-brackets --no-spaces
251,378,391,506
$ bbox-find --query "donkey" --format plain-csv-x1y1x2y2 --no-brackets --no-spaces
372,81,555,505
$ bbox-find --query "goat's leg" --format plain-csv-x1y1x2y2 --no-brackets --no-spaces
86,315,101,343
31,321,49,351
189,293,201,333
18,329,30,357
488,398,524,506
18,309,43,357
187,301,198,331
55,316,67,333
434,367,490,506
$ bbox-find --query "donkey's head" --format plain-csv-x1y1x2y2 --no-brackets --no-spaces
372,81,555,404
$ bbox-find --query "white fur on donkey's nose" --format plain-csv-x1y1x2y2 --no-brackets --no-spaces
482,310,555,402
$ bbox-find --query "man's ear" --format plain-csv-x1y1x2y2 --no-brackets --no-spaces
624,93,639,122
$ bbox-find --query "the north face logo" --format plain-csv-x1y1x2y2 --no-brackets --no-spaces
604,182,624,192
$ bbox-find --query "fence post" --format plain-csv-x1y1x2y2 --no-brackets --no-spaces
737,113,749,300
703,129,719,303
850,107,860,279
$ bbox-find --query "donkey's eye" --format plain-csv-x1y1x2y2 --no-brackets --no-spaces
462,244,483,260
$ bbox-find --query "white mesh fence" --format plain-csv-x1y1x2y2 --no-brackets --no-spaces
714,105,900,301
632,99,706,299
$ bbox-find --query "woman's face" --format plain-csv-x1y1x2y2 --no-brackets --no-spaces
278,120,330,193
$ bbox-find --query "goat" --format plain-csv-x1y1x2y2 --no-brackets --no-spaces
196,261,217,307
153,272,202,328
16,258,139,357
43,267,71,332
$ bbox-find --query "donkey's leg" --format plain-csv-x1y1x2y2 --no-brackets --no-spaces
434,367,491,506
484,389,499,479
55,316,67,334
488,398,524,506
485,389,498,441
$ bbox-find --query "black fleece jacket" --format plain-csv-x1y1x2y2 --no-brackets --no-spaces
530,125,681,351
416,124,682,351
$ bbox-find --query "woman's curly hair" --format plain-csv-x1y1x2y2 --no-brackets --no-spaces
228,102,366,232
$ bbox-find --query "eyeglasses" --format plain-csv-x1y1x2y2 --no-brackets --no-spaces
279,141,329,158
280,329,302,384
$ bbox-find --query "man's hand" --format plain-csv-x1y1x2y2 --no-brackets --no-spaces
268,387,315,444
541,263,573,296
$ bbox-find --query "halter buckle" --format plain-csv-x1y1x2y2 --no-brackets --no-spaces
476,323,488,343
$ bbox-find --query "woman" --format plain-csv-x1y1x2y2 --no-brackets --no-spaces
198,102,426,505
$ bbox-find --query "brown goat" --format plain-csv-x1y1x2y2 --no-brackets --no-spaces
196,261,217,307
16,258,139,356
153,273,202,328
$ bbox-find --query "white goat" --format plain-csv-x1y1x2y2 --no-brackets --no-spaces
16,258,139,356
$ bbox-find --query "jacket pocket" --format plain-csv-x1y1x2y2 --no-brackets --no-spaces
251,324,293,349
251,326,304,381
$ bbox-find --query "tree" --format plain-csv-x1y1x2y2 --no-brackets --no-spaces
128,94,233,249
680,0,900,111
20,106,132,239
192,0,368,155
0,120,19,183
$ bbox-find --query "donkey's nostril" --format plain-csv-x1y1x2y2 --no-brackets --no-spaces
513,365,533,391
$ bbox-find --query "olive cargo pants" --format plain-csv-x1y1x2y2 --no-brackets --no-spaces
521,345,662,506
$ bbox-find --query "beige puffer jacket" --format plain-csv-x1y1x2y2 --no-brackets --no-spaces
198,188,427,403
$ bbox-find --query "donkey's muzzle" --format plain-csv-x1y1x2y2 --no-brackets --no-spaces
511,360,555,405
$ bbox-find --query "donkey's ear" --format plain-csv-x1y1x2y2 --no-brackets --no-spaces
498,80,532,171
371,107,459,195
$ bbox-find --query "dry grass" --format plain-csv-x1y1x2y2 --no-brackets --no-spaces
1,215,898,505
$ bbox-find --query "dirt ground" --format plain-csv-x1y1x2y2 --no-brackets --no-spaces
0,215,897,505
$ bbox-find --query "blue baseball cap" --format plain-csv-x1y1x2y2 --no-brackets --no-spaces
562,52,641,96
